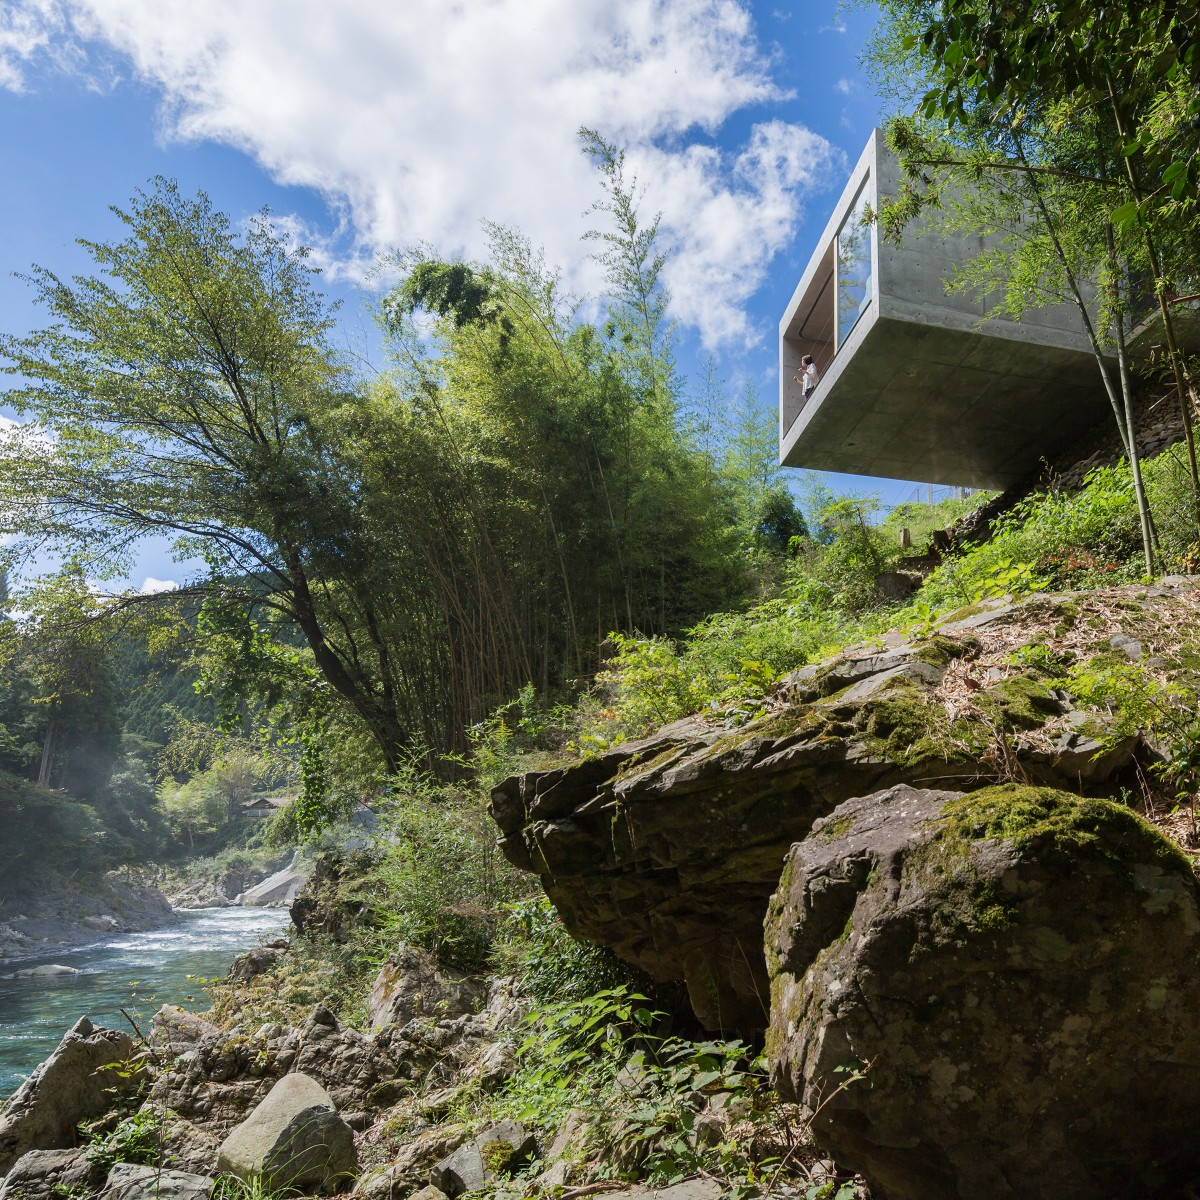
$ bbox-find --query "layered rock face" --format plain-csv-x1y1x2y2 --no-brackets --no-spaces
0,1018,140,1175
766,783,1200,1200
491,588,1168,1031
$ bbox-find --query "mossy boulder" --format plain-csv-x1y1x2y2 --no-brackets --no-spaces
430,1119,535,1197
766,782,1200,1200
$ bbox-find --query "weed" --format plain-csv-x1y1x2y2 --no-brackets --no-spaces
82,1108,164,1173
492,896,645,1004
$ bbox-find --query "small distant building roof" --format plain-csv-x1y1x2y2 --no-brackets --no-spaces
242,795,292,813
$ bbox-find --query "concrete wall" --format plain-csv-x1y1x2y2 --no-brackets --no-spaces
779,132,879,444
874,143,1095,353
779,129,1111,485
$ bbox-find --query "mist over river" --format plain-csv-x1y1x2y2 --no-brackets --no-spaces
0,907,290,1097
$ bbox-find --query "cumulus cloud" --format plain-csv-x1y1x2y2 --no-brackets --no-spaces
835,78,856,96
637,121,839,345
2,0,837,346
139,576,177,594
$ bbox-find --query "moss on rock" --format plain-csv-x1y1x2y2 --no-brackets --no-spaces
976,674,1060,729
932,784,1191,872
860,684,960,767
481,1139,516,1176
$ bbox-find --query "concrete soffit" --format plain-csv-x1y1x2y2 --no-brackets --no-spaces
778,129,1112,489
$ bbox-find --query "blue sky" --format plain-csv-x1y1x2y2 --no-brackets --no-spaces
0,0,927,592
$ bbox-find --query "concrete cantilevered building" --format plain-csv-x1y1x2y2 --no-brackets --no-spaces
779,130,1113,489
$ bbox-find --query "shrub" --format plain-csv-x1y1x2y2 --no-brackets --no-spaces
356,789,533,973
83,1109,164,1172
494,896,643,1004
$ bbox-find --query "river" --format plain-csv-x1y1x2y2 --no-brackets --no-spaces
0,907,291,1098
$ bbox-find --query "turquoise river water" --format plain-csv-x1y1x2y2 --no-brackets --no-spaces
0,907,291,1098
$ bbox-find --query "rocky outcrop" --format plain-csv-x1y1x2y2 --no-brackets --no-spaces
430,1119,535,1197
0,873,176,961
167,858,292,910
765,782,1200,1200
0,1018,141,1175
226,944,286,983
217,1072,357,1193
149,1006,221,1055
100,1164,214,1200
149,1005,401,1135
0,1148,102,1199
238,854,308,908
491,585,1196,1030
367,945,484,1032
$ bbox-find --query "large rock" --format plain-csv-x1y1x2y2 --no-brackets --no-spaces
489,636,978,1030
149,1005,220,1054
216,1071,357,1193
101,1163,214,1199
0,1017,139,1175
0,1147,102,1199
238,853,308,907
766,782,1200,1200
430,1119,535,1197
367,945,484,1031
489,585,1183,1032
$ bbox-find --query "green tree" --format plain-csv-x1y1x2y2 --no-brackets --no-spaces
869,0,1200,532
859,0,1200,571
159,773,228,849
0,180,480,774
580,128,676,408
385,224,745,680
719,377,805,557
3,175,748,789
0,570,123,794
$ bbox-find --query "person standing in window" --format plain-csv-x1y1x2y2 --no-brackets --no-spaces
795,355,819,402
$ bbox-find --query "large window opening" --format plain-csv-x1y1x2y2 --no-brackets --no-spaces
836,182,873,348
781,172,875,440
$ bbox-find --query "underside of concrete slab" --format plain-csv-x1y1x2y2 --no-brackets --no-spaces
781,314,1113,489
779,129,1122,489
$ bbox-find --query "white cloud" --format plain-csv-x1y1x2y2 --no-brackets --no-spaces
835,78,856,96
1,0,837,347
0,412,53,452
638,121,840,346
139,576,177,594
0,0,58,90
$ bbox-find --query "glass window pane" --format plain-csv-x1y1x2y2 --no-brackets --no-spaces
836,183,873,349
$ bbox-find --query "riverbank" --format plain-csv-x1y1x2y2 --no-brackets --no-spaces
0,871,177,964
0,906,291,1097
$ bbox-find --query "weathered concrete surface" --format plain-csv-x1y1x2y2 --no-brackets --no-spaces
779,129,1110,489
766,783,1200,1200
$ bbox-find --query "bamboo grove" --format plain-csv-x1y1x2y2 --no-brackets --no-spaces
0,145,792,781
